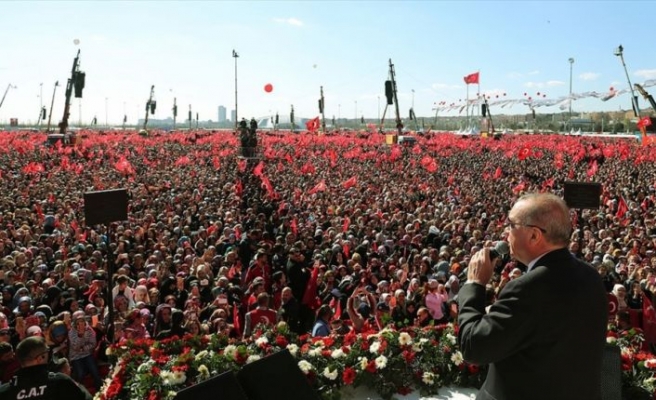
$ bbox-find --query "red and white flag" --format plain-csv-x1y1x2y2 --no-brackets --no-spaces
463,72,480,85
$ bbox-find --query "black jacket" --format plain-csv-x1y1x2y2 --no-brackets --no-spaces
458,248,608,400
0,364,92,400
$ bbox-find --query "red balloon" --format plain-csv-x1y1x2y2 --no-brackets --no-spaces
264,83,273,93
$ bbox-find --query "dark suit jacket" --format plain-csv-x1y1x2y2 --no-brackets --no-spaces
458,248,608,400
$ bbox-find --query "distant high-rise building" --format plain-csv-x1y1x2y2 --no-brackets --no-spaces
218,106,227,123
230,109,236,122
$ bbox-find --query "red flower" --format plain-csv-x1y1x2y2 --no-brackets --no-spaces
342,367,356,385
341,346,351,354
322,350,332,358
148,389,159,400
275,335,288,347
402,350,416,363
366,360,377,374
467,364,480,374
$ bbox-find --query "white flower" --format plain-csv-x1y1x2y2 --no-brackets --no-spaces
314,340,325,348
246,355,261,364
375,355,388,369
422,372,436,385
398,332,413,346
446,333,457,345
606,336,617,344
286,344,299,357
223,345,237,358
412,342,423,353
195,350,209,361
451,351,464,366
331,348,346,359
308,348,322,358
298,360,314,374
419,338,429,344
358,356,368,371
255,336,269,346
166,391,177,400
322,366,338,381
369,341,381,354
197,365,209,378
646,359,656,369
172,371,186,385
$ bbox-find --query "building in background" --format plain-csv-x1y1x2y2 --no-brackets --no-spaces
218,106,227,123
230,109,236,123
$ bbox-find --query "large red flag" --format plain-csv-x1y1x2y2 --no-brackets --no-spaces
302,266,320,310
463,72,480,85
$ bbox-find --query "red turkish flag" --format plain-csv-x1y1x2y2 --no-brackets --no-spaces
342,176,357,189
302,266,321,310
638,116,652,129
308,179,327,195
306,117,320,132
463,72,480,85
494,166,502,179
616,196,629,218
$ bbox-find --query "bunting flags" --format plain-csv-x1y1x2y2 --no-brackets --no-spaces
463,72,480,85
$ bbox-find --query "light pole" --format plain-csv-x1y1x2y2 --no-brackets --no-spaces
233,49,239,130
0,83,17,111
377,95,380,122
46,81,59,132
614,45,640,117
568,58,574,127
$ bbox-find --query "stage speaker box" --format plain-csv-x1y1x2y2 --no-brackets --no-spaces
236,349,321,400
174,371,248,400
84,189,128,226
600,344,621,400
385,80,393,105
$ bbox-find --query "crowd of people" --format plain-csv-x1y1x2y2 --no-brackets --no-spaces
0,128,655,393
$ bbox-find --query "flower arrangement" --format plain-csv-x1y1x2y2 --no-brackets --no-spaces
607,323,656,400
97,322,656,400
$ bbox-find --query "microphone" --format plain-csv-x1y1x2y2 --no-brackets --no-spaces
489,241,509,261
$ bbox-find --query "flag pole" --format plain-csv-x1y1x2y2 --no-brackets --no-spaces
466,83,470,130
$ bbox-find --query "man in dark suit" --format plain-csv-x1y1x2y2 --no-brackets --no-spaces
458,193,607,400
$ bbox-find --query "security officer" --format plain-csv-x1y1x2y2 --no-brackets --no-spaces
0,336,92,400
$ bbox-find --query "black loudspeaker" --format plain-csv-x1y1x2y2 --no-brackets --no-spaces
600,344,621,400
174,371,248,400
275,114,279,124
84,189,128,226
236,349,320,400
74,72,85,98
318,98,324,113
173,105,178,117
563,182,601,210
150,101,157,115
41,107,47,119
188,111,192,121
385,80,393,105
482,104,487,117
